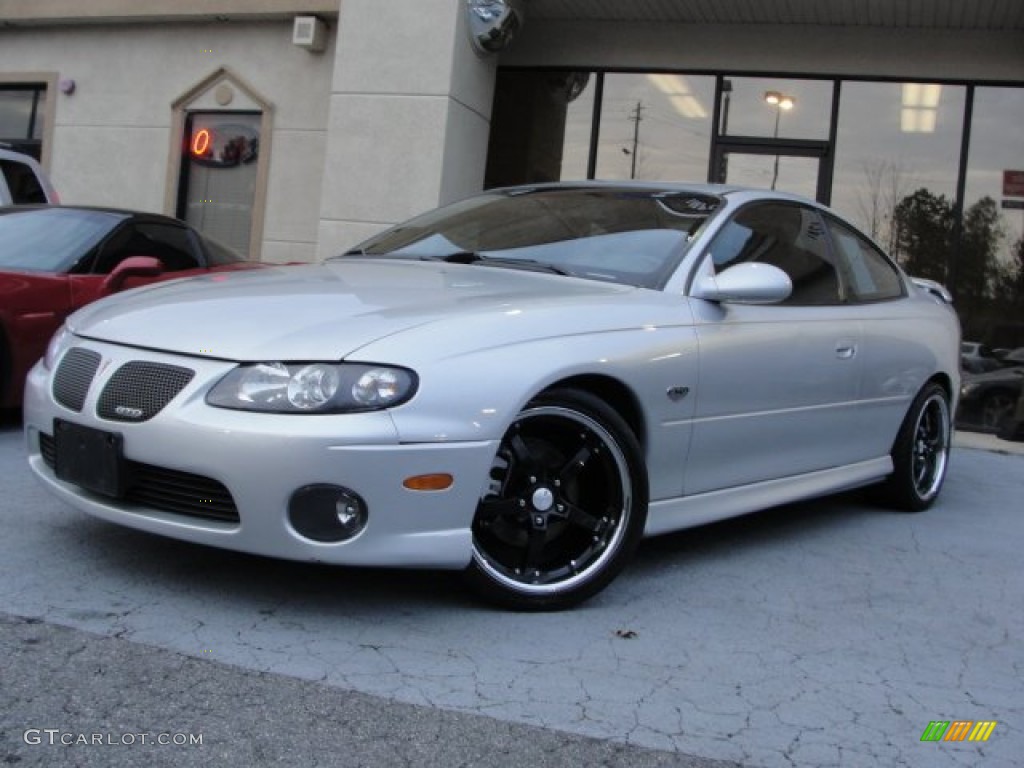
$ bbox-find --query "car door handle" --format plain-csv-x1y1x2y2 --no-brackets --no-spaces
835,341,857,360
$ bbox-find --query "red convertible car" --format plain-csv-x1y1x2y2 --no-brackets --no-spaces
0,205,259,409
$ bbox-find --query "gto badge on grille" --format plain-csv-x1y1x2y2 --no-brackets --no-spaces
114,405,144,419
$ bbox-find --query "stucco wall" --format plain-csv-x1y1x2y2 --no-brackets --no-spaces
314,0,497,260
0,19,334,263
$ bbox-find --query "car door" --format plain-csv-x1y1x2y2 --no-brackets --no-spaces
684,201,865,495
821,213,935,459
69,220,207,308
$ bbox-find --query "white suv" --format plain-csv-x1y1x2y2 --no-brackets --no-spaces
0,146,58,205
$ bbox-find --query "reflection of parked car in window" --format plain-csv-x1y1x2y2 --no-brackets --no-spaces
0,146,58,206
0,205,260,409
958,351,1024,431
960,341,1002,374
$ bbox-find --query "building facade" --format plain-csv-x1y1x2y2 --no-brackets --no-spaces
1,0,1023,340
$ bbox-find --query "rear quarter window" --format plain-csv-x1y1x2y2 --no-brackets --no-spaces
825,216,905,302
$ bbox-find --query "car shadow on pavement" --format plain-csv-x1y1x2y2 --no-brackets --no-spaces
64,516,479,612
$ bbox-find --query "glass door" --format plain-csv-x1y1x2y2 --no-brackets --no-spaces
715,145,825,201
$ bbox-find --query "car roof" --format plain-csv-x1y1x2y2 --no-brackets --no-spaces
0,204,188,226
483,179,826,208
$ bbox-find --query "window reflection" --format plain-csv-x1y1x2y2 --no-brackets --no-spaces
485,70,595,187
180,112,260,256
0,86,45,159
962,87,1024,349
718,77,832,140
832,82,965,267
595,73,713,181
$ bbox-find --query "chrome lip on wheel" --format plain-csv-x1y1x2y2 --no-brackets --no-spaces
471,405,632,596
912,393,950,501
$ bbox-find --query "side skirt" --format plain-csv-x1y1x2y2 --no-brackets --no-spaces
643,457,893,537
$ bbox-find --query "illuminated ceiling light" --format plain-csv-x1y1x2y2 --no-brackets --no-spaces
647,73,707,119
901,107,937,133
902,82,942,108
764,90,781,105
901,82,941,133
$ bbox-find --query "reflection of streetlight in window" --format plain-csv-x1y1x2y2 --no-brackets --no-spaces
764,90,795,190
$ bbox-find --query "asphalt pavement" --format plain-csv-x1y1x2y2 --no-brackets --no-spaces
1,412,1021,767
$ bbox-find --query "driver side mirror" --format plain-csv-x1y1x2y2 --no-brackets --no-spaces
691,261,792,305
100,256,164,295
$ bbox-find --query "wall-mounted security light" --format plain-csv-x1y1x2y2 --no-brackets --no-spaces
293,16,326,53
466,0,524,55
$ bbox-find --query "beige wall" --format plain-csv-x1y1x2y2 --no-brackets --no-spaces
314,0,497,259
0,19,335,262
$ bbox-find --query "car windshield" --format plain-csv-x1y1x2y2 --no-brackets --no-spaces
339,187,721,288
0,208,119,273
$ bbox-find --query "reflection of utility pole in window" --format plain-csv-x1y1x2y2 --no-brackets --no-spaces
621,100,644,179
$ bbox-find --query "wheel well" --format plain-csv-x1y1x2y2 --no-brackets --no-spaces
928,372,953,402
541,375,647,451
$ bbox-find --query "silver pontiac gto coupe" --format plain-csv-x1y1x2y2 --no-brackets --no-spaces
24,183,960,609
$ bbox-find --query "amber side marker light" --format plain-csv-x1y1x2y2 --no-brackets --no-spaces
403,474,454,491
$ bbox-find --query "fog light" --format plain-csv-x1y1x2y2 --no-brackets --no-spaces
288,485,367,542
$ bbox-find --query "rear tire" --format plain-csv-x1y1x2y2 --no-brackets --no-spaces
875,383,951,512
466,389,647,610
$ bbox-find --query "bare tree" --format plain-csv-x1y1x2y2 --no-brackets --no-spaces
856,160,909,252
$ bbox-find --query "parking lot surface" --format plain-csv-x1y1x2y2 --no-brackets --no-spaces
1,417,1021,767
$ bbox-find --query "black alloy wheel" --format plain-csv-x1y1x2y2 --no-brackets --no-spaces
467,389,647,610
876,382,951,512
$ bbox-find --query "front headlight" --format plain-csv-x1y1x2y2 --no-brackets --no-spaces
43,325,73,370
960,382,979,399
207,362,418,413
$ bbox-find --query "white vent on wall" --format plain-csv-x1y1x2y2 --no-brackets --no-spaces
293,16,326,52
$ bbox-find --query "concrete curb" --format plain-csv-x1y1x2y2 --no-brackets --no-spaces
953,429,1024,456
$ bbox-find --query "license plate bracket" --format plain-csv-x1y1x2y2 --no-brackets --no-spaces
54,419,125,498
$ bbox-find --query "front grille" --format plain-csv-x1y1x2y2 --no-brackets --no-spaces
97,362,195,422
39,432,239,523
53,348,101,412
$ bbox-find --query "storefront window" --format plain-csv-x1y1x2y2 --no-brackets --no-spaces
178,112,260,255
831,81,965,273
595,73,714,182
718,77,832,140
961,87,1024,349
484,70,595,188
0,86,45,159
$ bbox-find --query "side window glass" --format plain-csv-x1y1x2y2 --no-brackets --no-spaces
825,217,904,302
92,223,200,274
133,223,201,271
708,203,842,305
0,159,47,203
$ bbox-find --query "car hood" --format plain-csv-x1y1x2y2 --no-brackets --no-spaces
67,259,642,361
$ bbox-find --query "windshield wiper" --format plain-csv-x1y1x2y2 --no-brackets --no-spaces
438,251,572,276
334,249,571,276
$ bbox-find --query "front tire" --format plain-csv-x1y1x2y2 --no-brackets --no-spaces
467,389,647,610
876,382,951,512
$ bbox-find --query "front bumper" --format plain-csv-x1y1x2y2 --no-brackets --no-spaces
23,339,498,569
